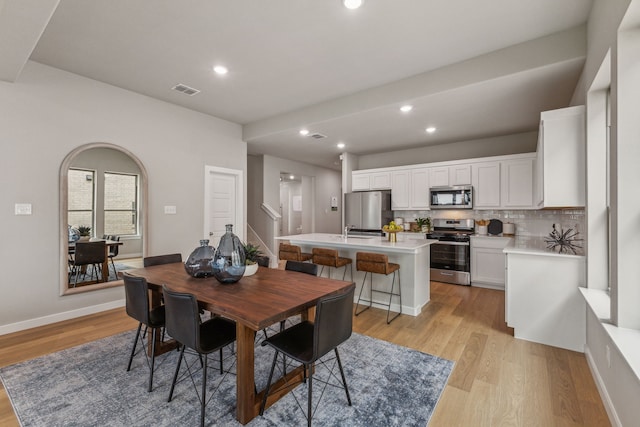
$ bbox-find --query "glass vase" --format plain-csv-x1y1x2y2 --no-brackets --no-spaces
213,224,246,284
184,239,216,278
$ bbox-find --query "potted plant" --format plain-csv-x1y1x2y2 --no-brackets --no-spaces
243,242,263,276
77,225,92,241
416,217,431,233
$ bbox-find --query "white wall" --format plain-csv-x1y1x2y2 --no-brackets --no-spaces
247,154,342,256
576,0,640,425
0,61,245,333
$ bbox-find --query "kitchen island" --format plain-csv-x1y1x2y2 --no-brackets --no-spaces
277,233,437,316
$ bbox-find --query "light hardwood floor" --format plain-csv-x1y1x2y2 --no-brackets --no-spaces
0,281,609,426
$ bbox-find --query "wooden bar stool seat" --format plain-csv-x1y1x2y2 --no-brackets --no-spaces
312,247,353,281
279,243,313,262
354,251,402,324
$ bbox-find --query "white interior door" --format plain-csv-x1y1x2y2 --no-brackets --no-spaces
204,166,243,247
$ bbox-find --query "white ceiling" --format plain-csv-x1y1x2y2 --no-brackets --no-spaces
3,0,593,170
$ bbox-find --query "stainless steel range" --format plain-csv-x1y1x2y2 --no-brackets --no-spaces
427,218,475,286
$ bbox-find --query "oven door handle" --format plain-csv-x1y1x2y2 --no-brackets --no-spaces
439,272,455,276
431,241,470,246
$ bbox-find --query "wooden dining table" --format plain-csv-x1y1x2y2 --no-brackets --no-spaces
125,262,355,425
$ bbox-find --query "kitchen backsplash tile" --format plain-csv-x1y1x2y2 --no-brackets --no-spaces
395,209,586,239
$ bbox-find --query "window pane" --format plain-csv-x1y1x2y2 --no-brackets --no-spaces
104,172,138,235
67,169,94,228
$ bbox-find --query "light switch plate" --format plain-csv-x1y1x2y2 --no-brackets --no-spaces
164,205,177,214
15,203,32,215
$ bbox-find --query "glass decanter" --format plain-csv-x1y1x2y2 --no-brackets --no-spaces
212,224,246,284
184,239,216,278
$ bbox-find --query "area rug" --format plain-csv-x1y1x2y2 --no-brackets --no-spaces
0,330,453,426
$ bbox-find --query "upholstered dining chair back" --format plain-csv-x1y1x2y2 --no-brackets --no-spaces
74,241,106,266
285,260,318,276
313,286,355,361
123,274,152,325
143,253,182,267
162,286,201,352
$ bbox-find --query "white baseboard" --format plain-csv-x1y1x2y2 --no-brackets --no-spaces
584,345,621,427
0,299,126,336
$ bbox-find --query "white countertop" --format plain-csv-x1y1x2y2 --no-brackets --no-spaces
277,233,436,254
503,236,585,258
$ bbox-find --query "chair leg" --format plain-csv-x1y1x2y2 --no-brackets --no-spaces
168,345,186,402
219,348,223,374
335,348,352,405
386,271,402,324
148,327,157,392
260,351,280,416
307,363,313,427
201,354,208,427
354,272,372,316
127,323,142,371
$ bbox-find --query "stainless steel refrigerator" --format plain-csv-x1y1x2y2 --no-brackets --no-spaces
344,190,393,235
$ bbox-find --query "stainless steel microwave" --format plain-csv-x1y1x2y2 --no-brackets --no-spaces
429,185,473,209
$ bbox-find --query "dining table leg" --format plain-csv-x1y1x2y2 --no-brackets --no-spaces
236,323,257,424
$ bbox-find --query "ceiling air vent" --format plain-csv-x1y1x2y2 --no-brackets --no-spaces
309,133,327,139
171,83,200,96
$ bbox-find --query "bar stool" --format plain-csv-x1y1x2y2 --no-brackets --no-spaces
312,247,353,281
279,243,313,262
354,251,402,324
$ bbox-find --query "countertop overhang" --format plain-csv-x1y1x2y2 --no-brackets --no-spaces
277,233,436,254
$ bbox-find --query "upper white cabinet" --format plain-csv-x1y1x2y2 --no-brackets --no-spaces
450,164,472,185
391,167,430,210
536,105,586,208
391,170,410,209
410,168,430,209
429,165,471,187
352,170,391,191
502,158,534,208
429,167,450,187
472,161,501,208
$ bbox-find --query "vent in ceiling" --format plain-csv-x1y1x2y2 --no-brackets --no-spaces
172,83,200,96
309,133,327,139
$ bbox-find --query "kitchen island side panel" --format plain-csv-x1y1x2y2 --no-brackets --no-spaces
506,252,586,352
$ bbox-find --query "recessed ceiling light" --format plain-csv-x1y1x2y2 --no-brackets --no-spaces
400,105,413,113
337,142,346,149
426,127,437,134
343,0,364,9
290,175,295,180
299,129,309,136
213,65,228,75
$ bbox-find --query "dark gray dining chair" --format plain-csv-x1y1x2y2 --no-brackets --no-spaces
260,284,355,426
124,274,165,392
105,235,120,278
163,285,236,427
69,241,106,287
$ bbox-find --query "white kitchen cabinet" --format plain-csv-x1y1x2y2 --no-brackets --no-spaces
472,161,501,209
429,164,471,187
505,250,586,352
450,164,472,185
352,171,392,191
391,170,410,209
536,105,585,207
410,168,430,209
392,168,430,210
429,167,450,187
501,157,534,208
471,236,511,290
352,173,371,191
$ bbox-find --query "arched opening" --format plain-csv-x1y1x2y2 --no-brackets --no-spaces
59,143,148,295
